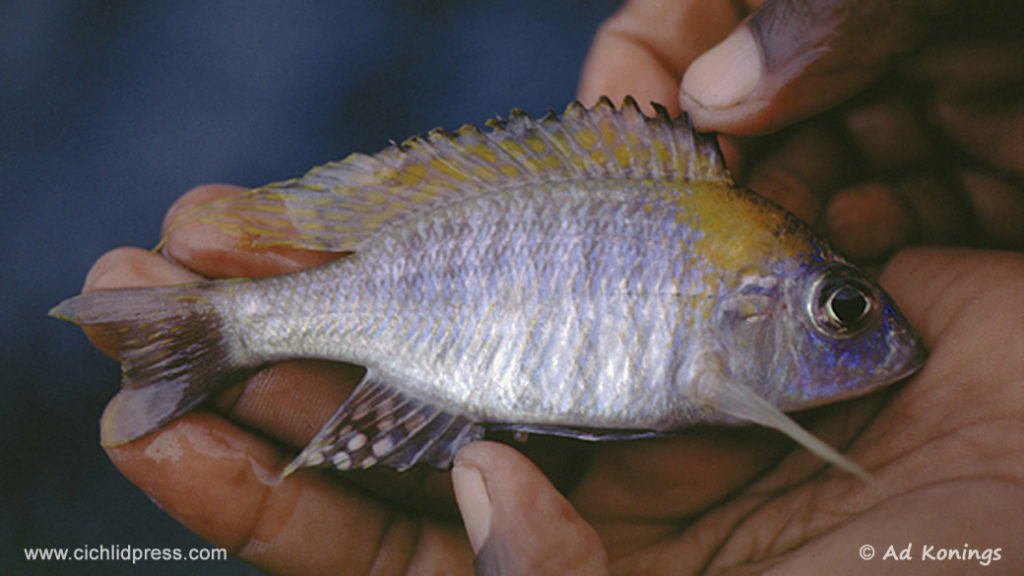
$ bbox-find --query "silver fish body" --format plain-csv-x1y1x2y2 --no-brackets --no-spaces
52,98,926,479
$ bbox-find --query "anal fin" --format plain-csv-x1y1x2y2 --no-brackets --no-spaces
282,372,484,475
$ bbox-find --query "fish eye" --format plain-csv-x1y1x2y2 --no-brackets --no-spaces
809,266,880,338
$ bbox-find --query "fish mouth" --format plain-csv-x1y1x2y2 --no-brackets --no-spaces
881,320,929,386
894,343,928,382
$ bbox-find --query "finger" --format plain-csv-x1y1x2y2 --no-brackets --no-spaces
742,120,852,224
933,91,1024,180
880,248,1024,357
843,95,932,171
453,441,609,576
106,412,474,575
76,247,203,357
577,0,742,116
870,248,1024,487
161,184,342,279
569,428,786,525
827,175,972,263
957,170,1024,249
682,0,929,133
908,37,1024,94
824,181,915,263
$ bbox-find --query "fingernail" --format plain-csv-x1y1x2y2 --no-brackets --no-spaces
683,27,761,110
452,462,492,554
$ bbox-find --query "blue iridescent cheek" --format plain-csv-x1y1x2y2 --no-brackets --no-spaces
789,292,922,408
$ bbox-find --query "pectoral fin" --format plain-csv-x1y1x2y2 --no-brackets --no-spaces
282,372,484,475
716,378,876,485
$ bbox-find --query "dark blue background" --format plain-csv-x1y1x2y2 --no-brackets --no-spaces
1,2,620,573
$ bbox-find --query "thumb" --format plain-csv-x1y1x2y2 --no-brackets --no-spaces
681,0,932,134
452,441,609,576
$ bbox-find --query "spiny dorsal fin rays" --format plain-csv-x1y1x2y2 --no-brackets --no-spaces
162,97,734,253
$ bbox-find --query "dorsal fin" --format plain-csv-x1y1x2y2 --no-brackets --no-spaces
164,97,733,252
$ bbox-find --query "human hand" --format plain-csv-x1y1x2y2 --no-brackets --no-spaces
579,0,1024,263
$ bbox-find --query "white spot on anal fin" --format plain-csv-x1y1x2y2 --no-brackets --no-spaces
331,451,352,470
304,451,325,467
372,436,394,458
353,401,372,420
405,412,427,432
346,433,367,452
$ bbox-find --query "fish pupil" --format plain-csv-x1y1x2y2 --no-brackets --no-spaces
808,265,880,338
827,286,870,327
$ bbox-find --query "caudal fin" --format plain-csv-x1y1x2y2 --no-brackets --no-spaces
50,283,249,446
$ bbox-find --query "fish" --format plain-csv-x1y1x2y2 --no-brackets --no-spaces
51,97,926,482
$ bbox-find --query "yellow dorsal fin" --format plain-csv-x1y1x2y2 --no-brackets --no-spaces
164,97,733,252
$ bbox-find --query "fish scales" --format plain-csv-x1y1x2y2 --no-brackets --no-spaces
51,97,926,480
233,181,704,427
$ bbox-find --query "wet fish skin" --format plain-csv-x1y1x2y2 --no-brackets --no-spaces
50,97,926,480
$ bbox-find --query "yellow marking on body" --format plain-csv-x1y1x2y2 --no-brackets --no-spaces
241,225,289,238
498,164,520,178
260,191,286,202
321,210,353,222
472,165,499,179
403,162,428,179
329,223,358,235
612,144,632,171
430,157,470,181
499,140,527,158
338,201,376,213
375,166,399,181
362,191,389,204
522,157,547,173
397,169,424,187
660,182,813,278
573,128,597,149
408,192,437,204
245,203,290,214
598,116,618,143
362,212,399,229
651,140,671,167
468,143,499,164
310,196,338,207
525,135,546,153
